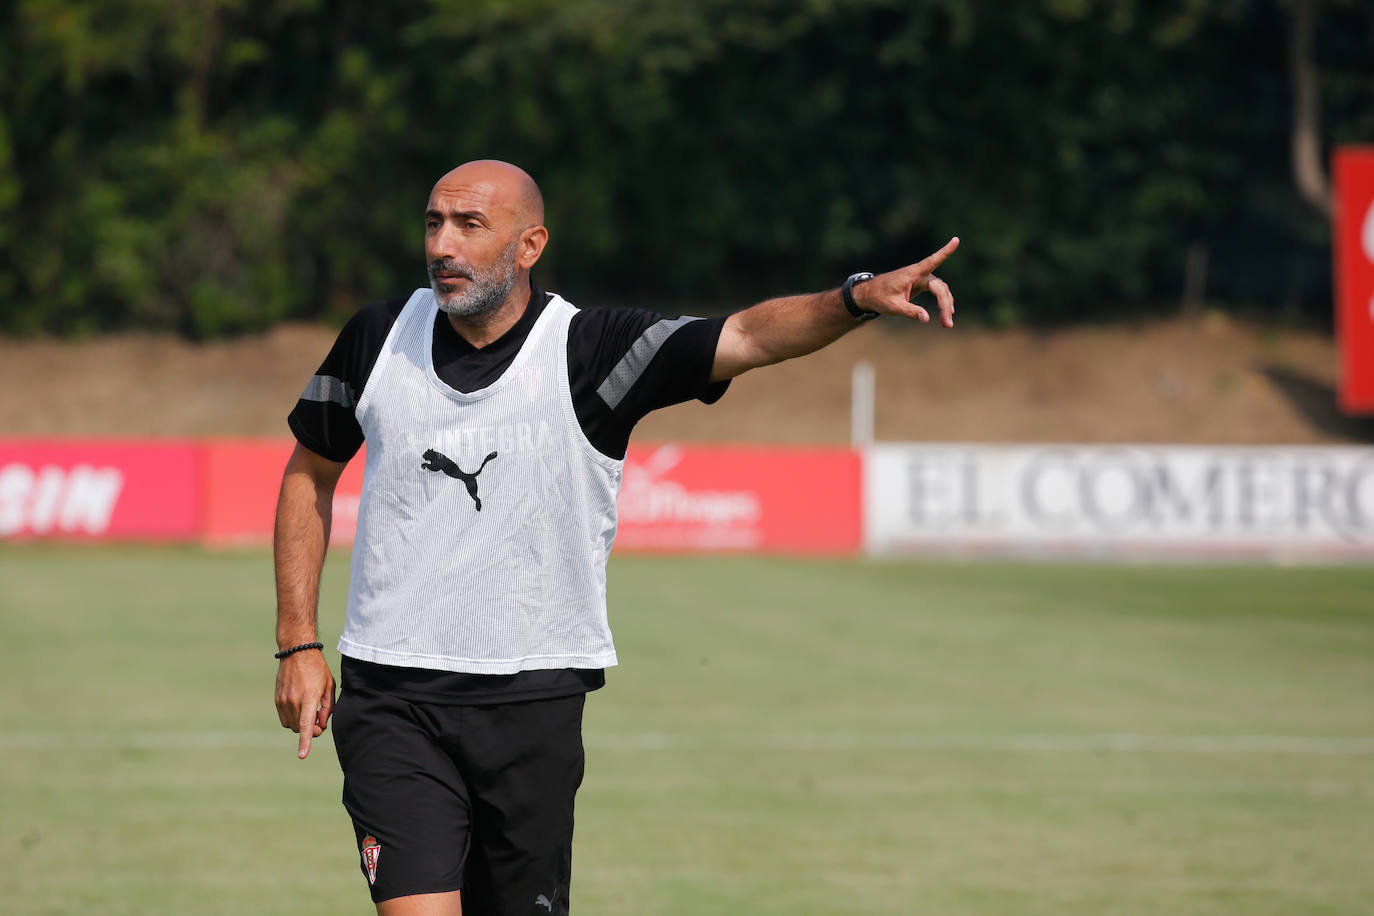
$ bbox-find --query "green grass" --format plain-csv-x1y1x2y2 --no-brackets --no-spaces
1,546,1372,915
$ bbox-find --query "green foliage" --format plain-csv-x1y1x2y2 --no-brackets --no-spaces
0,0,1370,335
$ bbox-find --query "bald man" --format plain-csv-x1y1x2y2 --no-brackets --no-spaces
274,160,958,915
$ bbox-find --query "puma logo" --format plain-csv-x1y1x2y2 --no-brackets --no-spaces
534,891,557,911
420,448,498,511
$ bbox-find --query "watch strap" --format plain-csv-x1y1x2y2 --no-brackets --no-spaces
842,272,880,321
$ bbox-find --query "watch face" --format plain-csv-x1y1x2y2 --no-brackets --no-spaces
843,273,879,320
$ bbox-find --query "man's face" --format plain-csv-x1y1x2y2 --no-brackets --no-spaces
424,179,522,317
427,239,520,318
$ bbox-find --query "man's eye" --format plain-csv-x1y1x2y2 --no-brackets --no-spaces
464,221,482,230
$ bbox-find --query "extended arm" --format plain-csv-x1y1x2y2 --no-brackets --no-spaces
273,442,348,759
711,237,959,382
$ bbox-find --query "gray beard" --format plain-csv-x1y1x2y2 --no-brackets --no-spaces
430,242,520,317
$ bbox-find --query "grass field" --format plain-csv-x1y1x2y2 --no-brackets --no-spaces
2,546,1372,915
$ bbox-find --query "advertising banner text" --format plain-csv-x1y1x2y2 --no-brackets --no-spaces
866,443,1374,560
0,440,199,540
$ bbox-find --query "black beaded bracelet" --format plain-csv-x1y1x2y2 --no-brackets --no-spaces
274,641,324,660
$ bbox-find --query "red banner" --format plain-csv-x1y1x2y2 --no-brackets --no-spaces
0,440,199,540
200,440,860,553
1,438,861,552
616,443,862,553
201,439,365,547
1334,146,1374,414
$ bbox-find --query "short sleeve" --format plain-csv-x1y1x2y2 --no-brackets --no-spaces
567,307,730,459
287,298,406,462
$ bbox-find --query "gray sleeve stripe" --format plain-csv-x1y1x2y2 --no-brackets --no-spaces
300,375,357,408
596,316,700,410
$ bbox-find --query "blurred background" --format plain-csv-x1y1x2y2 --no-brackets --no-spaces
3,0,1374,447
2,2,1373,914
2,0,1372,335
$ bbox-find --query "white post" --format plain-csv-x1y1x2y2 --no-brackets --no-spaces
850,360,875,447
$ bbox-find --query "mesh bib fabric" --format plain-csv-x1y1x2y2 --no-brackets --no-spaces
338,289,623,674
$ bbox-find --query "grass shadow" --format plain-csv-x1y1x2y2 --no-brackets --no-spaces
1261,364,1374,443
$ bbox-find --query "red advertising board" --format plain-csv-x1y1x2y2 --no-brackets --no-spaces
0,437,860,552
0,439,199,540
200,440,860,553
616,443,862,553
1334,146,1374,414
201,439,365,547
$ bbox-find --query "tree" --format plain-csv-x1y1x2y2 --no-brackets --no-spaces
0,0,1370,336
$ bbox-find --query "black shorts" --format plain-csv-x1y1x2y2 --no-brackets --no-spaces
331,686,586,912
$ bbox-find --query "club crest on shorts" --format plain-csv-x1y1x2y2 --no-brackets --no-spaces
360,835,381,885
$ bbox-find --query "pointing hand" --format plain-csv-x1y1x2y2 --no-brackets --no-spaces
851,237,960,328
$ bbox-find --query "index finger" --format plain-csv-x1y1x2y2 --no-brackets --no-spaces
911,236,960,274
298,705,315,759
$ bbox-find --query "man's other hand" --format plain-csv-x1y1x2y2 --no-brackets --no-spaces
274,650,336,759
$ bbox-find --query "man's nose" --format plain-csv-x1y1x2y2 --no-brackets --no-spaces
429,223,462,260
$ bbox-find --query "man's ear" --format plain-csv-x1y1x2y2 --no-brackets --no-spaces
518,225,548,269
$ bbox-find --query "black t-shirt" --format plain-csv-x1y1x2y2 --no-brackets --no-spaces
288,282,729,704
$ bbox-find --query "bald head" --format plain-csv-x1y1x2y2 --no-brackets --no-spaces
424,160,550,328
430,160,544,228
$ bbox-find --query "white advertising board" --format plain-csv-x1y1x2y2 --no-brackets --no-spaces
865,444,1374,560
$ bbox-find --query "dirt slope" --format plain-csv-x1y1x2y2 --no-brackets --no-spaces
2,314,1369,445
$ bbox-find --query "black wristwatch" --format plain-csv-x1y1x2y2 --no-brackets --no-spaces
841,272,880,321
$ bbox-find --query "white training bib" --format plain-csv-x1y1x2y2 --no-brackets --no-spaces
338,289,623,674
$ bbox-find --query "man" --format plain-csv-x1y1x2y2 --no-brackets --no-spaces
274,159,957,915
